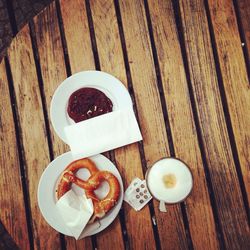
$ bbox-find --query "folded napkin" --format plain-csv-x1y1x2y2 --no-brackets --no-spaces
64,108,142,159
56,190,94,239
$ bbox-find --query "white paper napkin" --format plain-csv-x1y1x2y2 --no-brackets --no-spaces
159,200,167,212
64,108,142,159
56,190,94,240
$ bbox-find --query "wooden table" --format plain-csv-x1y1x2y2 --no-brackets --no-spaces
0,0,249,249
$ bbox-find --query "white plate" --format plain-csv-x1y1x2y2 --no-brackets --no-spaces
37,153,124,238
50,71,132,143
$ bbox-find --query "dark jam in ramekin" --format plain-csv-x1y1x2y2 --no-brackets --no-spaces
67,87,113,123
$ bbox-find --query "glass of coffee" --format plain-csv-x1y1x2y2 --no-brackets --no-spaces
146,158,193,205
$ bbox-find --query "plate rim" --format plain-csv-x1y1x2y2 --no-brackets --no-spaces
37,152,124,238
50,70,132,143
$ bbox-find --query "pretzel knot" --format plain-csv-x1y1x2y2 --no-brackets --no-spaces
57,158,120,220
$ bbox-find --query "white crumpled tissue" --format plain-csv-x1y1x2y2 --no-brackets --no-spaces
56,190,94,240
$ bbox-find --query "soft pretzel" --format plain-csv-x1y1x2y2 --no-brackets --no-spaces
56,158,120,220
75,171,120,219
57,158,99,199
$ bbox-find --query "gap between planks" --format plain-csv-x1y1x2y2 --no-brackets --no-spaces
28,20,68,250
176,0,250,248
113,0,162,248
171,1,226,248
204,0,250,221
143,0,194,248
4,57,35,249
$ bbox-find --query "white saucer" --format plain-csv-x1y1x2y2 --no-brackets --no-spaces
50,71,132,143
37,153,124,238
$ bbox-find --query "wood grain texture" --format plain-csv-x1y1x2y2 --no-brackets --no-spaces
34,1,68,157
59,0,95,73
7,24,61,250
89,0,156,249
237,0,250,63
208,0,250,204
34,2,93,249
179,0,250,248
0,60,29,249
118,0,189,249
93,216,124,250
147,0,219,249
64,237,93,250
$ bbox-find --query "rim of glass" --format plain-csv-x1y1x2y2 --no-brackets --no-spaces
145,157,194,205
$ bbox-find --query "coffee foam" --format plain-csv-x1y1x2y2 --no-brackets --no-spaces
147,158,193,203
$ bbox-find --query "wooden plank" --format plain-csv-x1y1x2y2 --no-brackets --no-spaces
33,2,68,157
89,0,156,249
118,0,189,249
64,238,92,250
208,0,250,205
237,0,250,63
7,24,61,250
93,217,124,250
179,0,250,248
147,0,219,249
0,59,30,249
60,0,124,248
59,0,95,73
33,2,93,249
